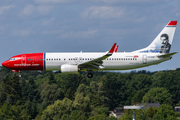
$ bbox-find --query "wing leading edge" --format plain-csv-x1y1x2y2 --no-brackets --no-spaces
78,43,117,70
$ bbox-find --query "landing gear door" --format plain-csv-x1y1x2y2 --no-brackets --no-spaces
21,55,26,64
143,55,147,64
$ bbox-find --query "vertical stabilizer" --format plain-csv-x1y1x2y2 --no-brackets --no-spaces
132,21,177,53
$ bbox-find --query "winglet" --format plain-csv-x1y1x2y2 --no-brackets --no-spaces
109,43,117,53
167,21,177,26
114,45,119,52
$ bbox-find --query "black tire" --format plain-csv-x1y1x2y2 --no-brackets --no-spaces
87,73,93,78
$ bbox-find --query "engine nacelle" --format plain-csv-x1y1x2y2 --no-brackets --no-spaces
61,64,78,73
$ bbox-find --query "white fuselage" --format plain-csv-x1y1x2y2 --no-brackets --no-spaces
45,52,170,71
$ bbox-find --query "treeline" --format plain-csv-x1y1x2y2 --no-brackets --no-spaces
0,66,179,120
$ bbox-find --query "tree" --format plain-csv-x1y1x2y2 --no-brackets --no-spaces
40,84,64,108
152,104,177,120
69,110,87,120
56,74,87,100
24,100,38,119
47,72,56,84
88,114,106,120
152,71,180,105
73,93,91,117
40,98,73,120
0,74,22,105
0,101,29,120
131,89,146,104
90,106,109,117
142,87,172,105
103,73,132,109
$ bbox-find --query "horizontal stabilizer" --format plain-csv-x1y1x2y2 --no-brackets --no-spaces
157,52,178,58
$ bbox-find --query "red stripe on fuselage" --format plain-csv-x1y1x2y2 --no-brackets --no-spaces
3,53,44,71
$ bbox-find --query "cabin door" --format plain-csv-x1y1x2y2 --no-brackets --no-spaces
21,55,26,64
143,55,147,64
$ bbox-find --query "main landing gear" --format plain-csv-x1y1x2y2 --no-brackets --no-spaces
87,72,93,78
18,71,21,77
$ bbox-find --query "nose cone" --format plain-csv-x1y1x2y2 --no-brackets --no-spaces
2,61,8,68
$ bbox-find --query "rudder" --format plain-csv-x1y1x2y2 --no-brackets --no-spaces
133,21,177,53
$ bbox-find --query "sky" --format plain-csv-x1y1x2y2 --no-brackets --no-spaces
0,0,180,72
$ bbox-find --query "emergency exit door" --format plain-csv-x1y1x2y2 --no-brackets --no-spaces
143,55,147,64
21,55,26,64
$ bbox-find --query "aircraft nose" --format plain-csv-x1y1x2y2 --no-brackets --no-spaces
2,61,9,67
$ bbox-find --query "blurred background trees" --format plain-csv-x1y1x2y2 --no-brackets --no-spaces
0,66,179,119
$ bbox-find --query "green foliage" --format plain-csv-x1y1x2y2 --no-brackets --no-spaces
119,109,133,120
90,106,109,117
131,89,146,104
47,72,56,84
0,101,29,120
40,98,73,120
152,71,180,105
40,84,64,107
145,107,158,118
24,100,38,119
142,87,172,105
176,101,180,106
0,68,180,119
0,74,22,105
88,114,106,120
152,104,177,120
69,110,87,120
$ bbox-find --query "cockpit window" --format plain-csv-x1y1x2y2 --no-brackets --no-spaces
9,57,21,61
9,58,16,61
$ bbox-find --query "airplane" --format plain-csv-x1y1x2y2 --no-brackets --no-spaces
2,21,178,78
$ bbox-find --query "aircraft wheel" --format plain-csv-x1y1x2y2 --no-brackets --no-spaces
87,73,93,78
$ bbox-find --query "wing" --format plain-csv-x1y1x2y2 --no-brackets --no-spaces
78,43,116,70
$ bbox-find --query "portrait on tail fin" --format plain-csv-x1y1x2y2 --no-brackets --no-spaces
160,34,171,53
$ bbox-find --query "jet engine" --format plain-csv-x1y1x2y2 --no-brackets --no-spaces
61,64,78,73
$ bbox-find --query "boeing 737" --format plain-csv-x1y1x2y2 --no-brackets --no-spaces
2,21,178,78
